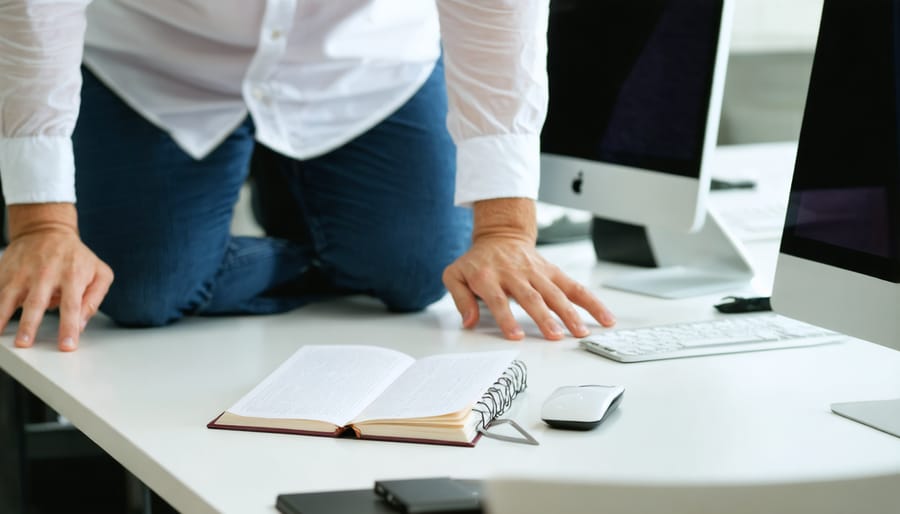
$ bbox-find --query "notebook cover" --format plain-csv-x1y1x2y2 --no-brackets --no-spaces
207,413,344,438
207,413,481,447
356,432,480,448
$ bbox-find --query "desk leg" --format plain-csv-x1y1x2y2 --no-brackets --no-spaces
126,471,155,514
142,481,153,514
2,370,169,514
0,369,26,514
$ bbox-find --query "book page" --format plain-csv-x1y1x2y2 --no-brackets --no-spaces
352,350,518,423
226,345,415,427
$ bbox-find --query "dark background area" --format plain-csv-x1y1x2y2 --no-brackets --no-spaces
0,369,177,514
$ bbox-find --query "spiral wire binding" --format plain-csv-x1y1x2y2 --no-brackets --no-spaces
474,360,538,445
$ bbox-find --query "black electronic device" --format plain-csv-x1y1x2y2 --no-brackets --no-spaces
714,296,772,314
373,478,482,514
771,0,900,438
276,489,395,514
541,0,754,298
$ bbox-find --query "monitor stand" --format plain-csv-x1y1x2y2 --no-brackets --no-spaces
832,399,900,439
594,209,754,299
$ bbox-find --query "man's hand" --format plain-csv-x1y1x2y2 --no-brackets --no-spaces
442,197,615,340
0,203,113,352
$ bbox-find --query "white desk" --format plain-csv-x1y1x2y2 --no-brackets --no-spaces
2,144,900,513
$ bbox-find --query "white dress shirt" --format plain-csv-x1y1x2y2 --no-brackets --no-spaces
0,0,548,207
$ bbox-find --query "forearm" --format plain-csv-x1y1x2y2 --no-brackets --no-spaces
472,197,537,244
8,203,79,240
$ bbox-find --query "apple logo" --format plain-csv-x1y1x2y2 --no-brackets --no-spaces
572,171,584,194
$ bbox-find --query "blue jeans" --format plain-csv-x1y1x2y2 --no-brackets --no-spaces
72,62,472,327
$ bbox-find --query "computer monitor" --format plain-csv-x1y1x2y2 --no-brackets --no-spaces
539,0,752,299
771,0,900,438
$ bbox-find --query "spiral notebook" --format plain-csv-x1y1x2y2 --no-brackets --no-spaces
208,345,527,447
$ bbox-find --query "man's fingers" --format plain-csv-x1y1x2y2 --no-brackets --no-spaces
442,233,614,342
507,278,566,340
443,269,480,329
0,225,114,350
15,286,54,348
81,269,113,331
469,280,523,340
58,285,83,352
0,287,23,337
554,272,616,327
529,274,589,338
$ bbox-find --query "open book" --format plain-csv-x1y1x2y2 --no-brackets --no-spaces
208,345,526,447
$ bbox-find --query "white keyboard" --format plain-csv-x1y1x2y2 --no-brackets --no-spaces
580,313,844,363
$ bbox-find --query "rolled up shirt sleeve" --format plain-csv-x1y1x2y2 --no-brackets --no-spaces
436,0,549,206
0,0,90,204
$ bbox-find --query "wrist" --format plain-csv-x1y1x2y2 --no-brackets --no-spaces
8,203,79,240
472,197,537,244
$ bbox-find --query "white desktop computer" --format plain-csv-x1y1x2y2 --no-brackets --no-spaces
539,0,753,299
771,0,900,438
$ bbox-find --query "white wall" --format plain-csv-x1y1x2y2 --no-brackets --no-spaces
730,0,823,53
718,0,824,144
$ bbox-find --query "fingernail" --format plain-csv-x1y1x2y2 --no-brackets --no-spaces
575,322,589,335
81,319,88,331
15,334,31,347
462,309,474,325
510,327,525,339
549,321,565,336
60,338,76,352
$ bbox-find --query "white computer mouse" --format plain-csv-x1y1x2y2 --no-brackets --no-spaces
541,385,625,430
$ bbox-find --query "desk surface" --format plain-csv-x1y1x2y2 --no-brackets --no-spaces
3,144,900,514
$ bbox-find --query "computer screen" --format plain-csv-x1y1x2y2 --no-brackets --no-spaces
779,1,900,284
771,0,900,439
542,0,722,179
539,0,731,232
539,0,751,299
773,0,900,344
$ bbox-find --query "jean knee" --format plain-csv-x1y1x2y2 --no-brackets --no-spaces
378,235,467,313
382,266,449,313
99,280,193,328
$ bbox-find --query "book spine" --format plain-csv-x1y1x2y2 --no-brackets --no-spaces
472,360,527,431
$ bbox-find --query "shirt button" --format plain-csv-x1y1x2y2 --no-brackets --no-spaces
270,29,282,40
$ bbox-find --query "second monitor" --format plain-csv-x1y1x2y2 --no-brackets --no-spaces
539,0,752,298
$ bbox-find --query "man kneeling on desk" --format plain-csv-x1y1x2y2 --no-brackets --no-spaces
0,1,616,352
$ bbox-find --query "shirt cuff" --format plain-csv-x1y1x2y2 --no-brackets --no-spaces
0,137,77,204
454,134,540,206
